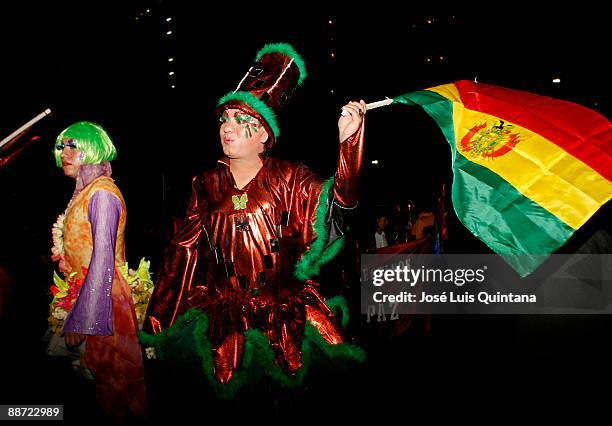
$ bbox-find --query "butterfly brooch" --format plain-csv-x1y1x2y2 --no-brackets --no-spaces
232,193,248,210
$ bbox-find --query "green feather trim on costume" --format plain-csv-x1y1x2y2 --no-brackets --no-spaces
304,323,365,363
294,177,345,282
325,295,350,329
138,308,207,361
138,307,365,399
255,42,307,87
315,237,345,275
217,91,280,141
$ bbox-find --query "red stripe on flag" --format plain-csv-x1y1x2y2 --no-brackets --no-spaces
454,80,612,181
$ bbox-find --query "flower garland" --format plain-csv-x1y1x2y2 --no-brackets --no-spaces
48,214,154,333
48,267,87,334
50,213,65,259
50,213,71,275
119,258,154,328
48,259,154,334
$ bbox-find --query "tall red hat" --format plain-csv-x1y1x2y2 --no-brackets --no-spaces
217,43,307,146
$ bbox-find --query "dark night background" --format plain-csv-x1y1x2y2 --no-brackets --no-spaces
0,1,610,422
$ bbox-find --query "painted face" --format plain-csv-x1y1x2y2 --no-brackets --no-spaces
56,138,82,178
218,108,268,159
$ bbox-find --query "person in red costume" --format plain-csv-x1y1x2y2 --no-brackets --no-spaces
141,43,366,398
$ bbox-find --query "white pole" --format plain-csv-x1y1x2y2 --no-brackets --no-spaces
0,109,52,150
365,98,394,110
341,98,394,116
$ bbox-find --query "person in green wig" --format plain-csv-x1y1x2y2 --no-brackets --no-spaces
46,121,146,420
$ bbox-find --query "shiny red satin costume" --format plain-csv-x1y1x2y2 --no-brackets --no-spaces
145,123,364,383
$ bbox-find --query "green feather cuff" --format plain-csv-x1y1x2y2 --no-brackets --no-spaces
294,177,345,282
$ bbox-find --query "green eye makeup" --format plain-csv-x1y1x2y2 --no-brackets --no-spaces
219,112,261,138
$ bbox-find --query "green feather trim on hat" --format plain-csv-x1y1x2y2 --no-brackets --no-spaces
255,42,307,87
217,91,281,141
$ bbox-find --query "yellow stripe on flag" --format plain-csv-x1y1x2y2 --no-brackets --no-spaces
427,83,462,103
452,104,612,230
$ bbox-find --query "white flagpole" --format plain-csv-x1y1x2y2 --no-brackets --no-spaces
0,109,52,150
365,98,394,110
341,98,394,116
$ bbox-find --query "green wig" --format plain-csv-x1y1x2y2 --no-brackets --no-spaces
54,121,117,168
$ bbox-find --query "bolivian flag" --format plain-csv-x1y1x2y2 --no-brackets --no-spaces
394,80,611,276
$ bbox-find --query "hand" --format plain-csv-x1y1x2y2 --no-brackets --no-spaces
338,100,366,143
64,332,86,347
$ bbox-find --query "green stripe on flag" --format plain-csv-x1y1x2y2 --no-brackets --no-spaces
394,91,456,147
453,151,575,276
394,90,575,276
